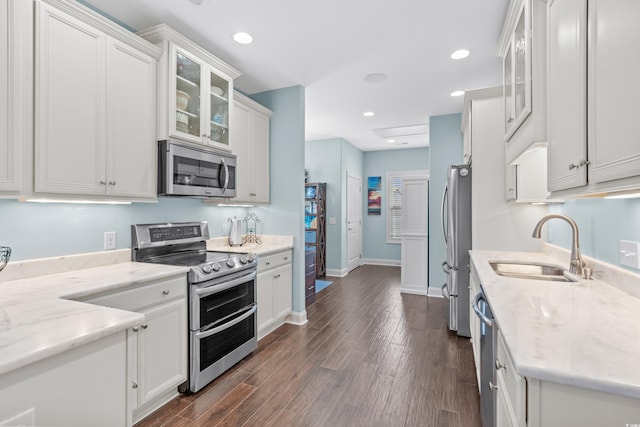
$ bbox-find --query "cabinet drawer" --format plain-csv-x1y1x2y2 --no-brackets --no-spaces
85,275,187,312
258,250,292,272
497,330,526,423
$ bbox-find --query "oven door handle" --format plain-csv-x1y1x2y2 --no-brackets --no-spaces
195,305,257,340
194,271,257,297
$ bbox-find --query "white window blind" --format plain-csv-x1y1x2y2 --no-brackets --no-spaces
388,175,404,242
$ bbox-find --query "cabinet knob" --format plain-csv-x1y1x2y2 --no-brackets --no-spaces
284,256,288,261
99,180,106,185
495,359,506,371
141,323,148,329
568,163,579,170
579,159,591,167
108,181,116,186
507,117,515,123
489,381,498,391
250,193,257,196
132,326,139,332
265,261,270,266
162,290,170,296
132,381,138,389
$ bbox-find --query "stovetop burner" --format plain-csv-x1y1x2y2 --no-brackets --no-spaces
131,222,258,284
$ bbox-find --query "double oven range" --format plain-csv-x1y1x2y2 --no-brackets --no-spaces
132,222,258,393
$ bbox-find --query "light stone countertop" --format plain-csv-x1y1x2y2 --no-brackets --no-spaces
0,262,188,376
469,249,640,399
207,235,294,257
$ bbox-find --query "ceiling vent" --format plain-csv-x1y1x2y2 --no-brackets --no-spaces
372,124,429,146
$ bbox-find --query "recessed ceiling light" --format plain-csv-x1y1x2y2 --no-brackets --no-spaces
190,0,204,4
364,73,388,83
387,139,396,143
450,90,465,97
451,49,470,60
363,111,375,117
233,32,253,44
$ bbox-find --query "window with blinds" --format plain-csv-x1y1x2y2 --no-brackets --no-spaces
387,174,404,243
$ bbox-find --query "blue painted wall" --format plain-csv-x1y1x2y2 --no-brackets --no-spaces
428,113,463,290
548,198,640,272
305,138,363,273
362,148,430,261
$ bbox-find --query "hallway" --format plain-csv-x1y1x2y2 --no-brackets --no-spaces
136,265,481,426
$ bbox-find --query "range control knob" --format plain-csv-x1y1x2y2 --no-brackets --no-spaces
246,254,256,263
226,259,235,268
211,263,221,272
239,255,248,264
202,264,213,274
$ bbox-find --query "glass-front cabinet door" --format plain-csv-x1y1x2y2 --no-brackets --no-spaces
170,43,232,151
503,0,531,141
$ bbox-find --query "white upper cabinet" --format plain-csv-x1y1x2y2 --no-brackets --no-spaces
232,92,271,204
138,24,241,152
499,0,547,163
547,0,640,196
34,0,160,200
0,0,31,196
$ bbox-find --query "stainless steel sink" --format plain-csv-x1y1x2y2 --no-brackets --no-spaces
489,261,577,282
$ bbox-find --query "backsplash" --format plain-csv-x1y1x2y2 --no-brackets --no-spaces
0,198,249,261
548,198,640,272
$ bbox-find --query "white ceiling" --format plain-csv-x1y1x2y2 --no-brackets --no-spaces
82,0,509,151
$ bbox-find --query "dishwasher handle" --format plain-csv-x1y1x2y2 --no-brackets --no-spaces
472,292,493,327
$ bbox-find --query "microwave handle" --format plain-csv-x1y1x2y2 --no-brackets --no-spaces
221,157,229,194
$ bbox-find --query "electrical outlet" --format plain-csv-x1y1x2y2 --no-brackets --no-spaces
104,231,117,250
620,240,640,269
329,217,337,225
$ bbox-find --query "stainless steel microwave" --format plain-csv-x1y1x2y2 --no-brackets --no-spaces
158,140,236,198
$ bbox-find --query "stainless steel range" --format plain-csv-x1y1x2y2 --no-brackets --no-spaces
131,221,258,393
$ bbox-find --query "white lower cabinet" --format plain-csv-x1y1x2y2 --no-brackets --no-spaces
256,249,292,339
495,328,640,427
0,331,128,427
83,274,188,426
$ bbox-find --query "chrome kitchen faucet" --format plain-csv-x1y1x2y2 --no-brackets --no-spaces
532,214,587,276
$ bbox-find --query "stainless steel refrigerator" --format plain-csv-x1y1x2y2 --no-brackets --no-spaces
441,164,471,337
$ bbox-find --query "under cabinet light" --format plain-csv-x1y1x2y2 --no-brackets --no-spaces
22,198,132,205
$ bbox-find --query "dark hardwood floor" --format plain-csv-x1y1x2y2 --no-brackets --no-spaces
136,265,481,427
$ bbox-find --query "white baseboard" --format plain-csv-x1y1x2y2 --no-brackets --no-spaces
326,267,348,278
399,287,429,296
428,286,444,298
285,310,307,326
361,258,401,267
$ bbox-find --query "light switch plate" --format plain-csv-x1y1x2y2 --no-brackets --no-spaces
329,217,336,225
104,231,117,250
619,240,640,269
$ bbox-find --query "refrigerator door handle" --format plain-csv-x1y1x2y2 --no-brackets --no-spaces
441,184,448,244
441,261,450,274
442,283,450,300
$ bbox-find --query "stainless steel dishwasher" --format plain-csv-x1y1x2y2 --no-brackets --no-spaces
472,287,495,427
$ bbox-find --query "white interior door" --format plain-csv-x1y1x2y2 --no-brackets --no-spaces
346,172,362,272
400,175,429,295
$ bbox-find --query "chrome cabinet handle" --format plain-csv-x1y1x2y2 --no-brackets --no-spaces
108,181,116,186
99,180,106,185
579,159,590,167
472,292,493,327
489,381,498,391
162,290,170,295
132,326,139,332
132,381,138,389
496,359,506,370
569,163,579,170
141,324,148,329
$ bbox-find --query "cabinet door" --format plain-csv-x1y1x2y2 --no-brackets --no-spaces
137,298,187,407
251,110,270,203
256,270,275,334
505,164,517,201
273,263,292,321
35,3,106,195
588,0,640,184
105,38,156,199
232,100,252,201
208,70,231,152
503,45,514,137
546,0,587,192
0,0,20,193
171,44,207,145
